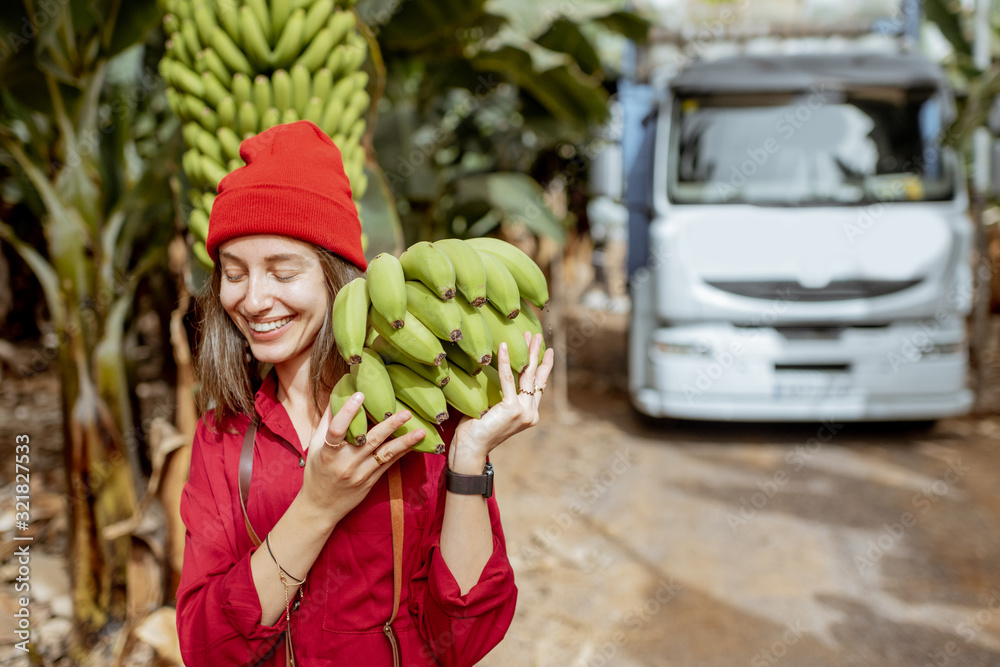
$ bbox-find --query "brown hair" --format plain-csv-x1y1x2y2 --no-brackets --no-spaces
195,246,361,430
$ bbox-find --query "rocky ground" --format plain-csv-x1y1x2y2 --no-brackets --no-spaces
2,309,1000,666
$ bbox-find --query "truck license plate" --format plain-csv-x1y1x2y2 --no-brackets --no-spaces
773,371,850,399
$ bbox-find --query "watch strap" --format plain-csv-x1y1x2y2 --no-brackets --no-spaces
446,462,494,498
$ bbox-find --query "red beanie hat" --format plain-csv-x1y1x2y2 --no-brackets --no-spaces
206,120,367,271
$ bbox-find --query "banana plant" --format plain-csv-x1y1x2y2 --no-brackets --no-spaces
0,0,170,638
362,0,649,243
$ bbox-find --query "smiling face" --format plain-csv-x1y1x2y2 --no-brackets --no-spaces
218,235,330,371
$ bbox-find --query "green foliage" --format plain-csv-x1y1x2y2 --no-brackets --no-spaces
363,0,647,244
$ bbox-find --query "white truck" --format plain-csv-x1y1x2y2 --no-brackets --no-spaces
621,11,975,421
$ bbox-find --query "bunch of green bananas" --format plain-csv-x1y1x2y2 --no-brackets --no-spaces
158,0,370,267
330,237,550,454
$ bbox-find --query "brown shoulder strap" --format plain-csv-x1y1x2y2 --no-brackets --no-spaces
239,417,262,548
383,463,404,667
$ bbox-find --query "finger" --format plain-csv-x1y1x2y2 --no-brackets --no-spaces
532,347,555,406
534,346,555,391
496,342,518,400
365,409,412,450
518,332,542,394
370,428,425,469
325,391,364,445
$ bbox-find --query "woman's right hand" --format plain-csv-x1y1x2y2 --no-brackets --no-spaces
298,392,424,524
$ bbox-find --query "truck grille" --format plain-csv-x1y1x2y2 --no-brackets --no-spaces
706,279,922,301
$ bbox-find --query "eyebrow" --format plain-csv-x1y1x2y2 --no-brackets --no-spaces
219,251,309,265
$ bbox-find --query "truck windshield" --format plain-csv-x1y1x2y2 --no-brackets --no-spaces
668,89,955,206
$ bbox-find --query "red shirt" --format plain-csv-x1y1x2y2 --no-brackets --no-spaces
176,370,517,665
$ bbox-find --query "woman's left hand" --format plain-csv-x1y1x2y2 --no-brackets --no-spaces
449,332,554,474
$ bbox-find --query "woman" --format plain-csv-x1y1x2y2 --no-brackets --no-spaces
176,121,554,666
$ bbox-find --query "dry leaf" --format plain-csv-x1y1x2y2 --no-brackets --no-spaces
133,607,183,666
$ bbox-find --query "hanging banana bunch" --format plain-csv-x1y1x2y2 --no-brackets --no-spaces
158,0,370,267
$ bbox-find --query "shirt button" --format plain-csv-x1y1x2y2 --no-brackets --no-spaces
298,457,305,467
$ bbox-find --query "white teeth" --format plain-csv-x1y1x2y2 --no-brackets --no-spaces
248,317,291,332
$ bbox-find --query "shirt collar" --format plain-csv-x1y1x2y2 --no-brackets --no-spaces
252,367,305,455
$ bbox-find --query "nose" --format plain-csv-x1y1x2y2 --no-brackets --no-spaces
243,271,274,315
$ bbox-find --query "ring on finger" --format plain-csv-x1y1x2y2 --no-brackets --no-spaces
324,435,346,449
518,387,535,396
372,448,387,465
534,384,545,395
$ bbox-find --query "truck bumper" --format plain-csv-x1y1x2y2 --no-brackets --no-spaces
632,319,973,422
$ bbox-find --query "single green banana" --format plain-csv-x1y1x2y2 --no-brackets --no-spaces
261,106,281,130
345,116,365,146
441,340,483,376
371,335,451,387
386,364,449,425
369,306,446,366
181,122,201,150
442,364,489,419
193,240,213,268
480,302,530,374
169,60,206,98
271,0,292,38
332,276,369,364
303,96,324,124
240,6,272,70
192,4,217,46
453,294,493,365
312,68,333,103
325,45,345,76
272,69,292,109
232,72,253,107
281,107,300,124
391,400,446,455
216,2,241,45
303,0,335,44
163,13,181,35
319,100,343,138
201,71,229,107
340,31,367,72
271,8,306,69
406,281,463,342
351,347,396,422
327,10,356,48
478,250,520,319
253,75,273,115
245,0,273,42
330,373,368,446
336,89,369,136
435,238,488,307
195,101,219,133
166,34,191,68
295,23,338,72
200,154,230,189
189,208,210,240
181,21,202,58
195,127,224,165
291,63,311,115
202,48,232,87
238,101,259,137
467,237,550,308
181,148,203,186
366,252,407,329
400,241,455,300
210,26,254,76
217,95,237,128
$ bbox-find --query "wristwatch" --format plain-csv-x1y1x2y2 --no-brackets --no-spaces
446,462,494,498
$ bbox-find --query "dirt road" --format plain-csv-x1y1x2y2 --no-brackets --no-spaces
482,311,1000,667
